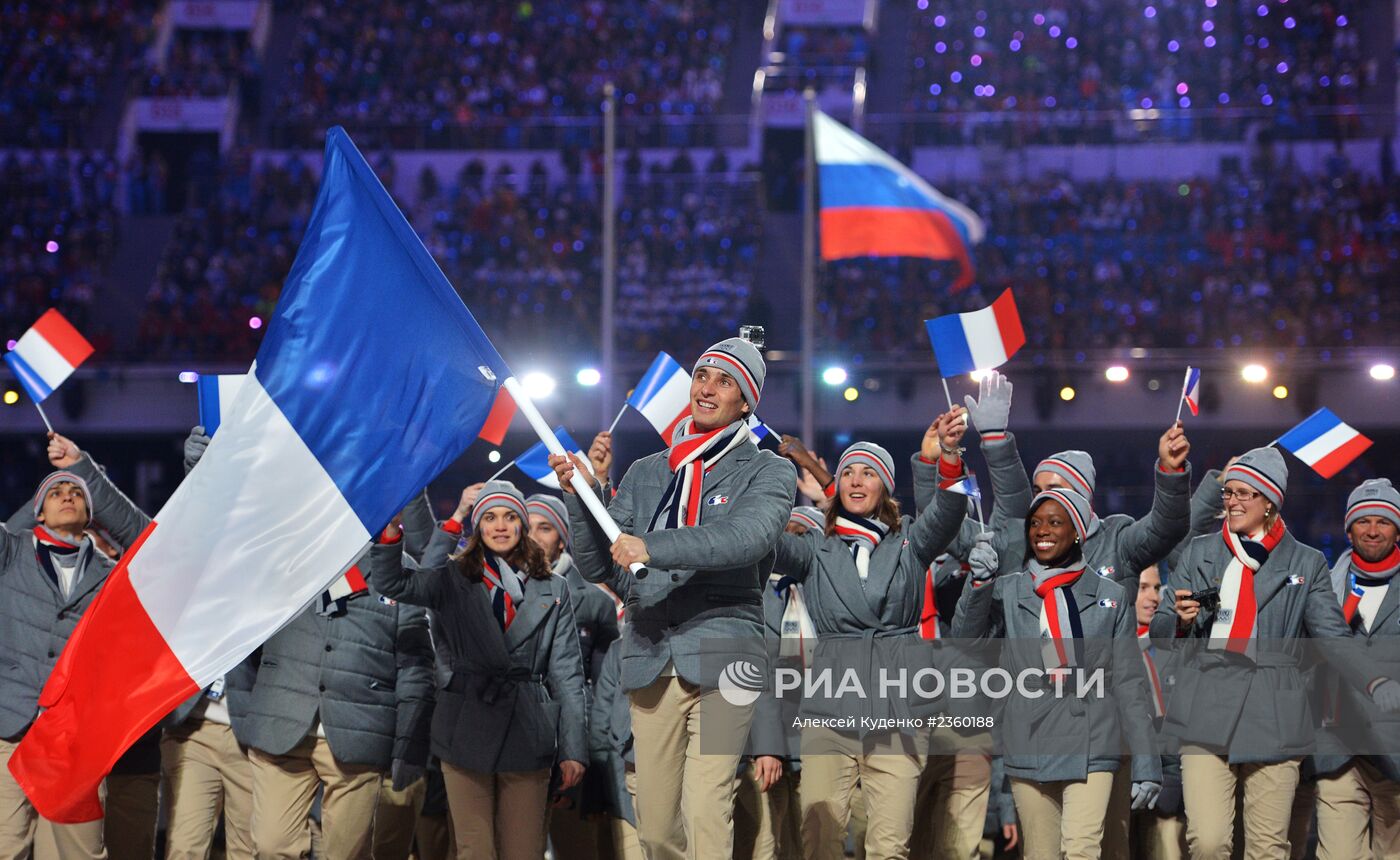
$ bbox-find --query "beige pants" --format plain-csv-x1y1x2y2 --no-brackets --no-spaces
1009,771,1115,860
0,736,107,860
1101,765,1131,860
1315,759,1400,860
798,730,924,860
909,754,992,860
102,774,158,860
1180,753,1300,860
848,781,866,860
248,737,382,860
1133,812,1187,860
441,764,549,860
372,775,425,860
627,675,755,860
607,770,643,860
735,765,799,860
1286,778,1314,860
162,719,255,860
414,807,454,860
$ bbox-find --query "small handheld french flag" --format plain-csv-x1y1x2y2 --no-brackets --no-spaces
1277,408,1372,479
947,474,981,499
4,309,94,402
1180,367,1201,418
627,352,692,441
196,374,248,436
924,289,1026,378
516,426,586,489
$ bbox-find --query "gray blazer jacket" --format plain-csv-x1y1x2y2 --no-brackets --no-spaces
953,568,1162,784
0,454,145,739
590,643,636,825
368,539,589,773
565,441,796,691
1151,530,1374,764
561,557,620,684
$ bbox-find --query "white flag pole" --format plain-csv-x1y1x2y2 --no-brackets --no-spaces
33,401,55,435
501,376,645,577
1174,367,1191,424
486,459,515,482
605,403,627,435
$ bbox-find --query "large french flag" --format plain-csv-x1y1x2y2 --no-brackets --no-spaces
1277,408,1373,479
814,110,985,290
924,289,1026,378
4,309,95,402
9,127,510,822
627,352,692,442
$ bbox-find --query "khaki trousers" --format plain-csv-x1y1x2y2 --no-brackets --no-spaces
102,774,158,860
1180,753,1300,860
1009,771,1115,860
162,719,255,860
371,776,425,860
1132,812,1186,860
248,737,382,860
0,737,107,860
608,771,643,860
414,813,454,860
441,764,549,860
735,766,799,860
848,782,865,860
1286,778,1314,860
909,754,992,860
627,675,755,860
1315,759,1400,860
1100,766,1131,860
798,730,924,860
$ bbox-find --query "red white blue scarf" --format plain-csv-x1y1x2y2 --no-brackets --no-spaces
833,511,889,581
318,564,368,616
482,552,524,631
648,417,749,531
34,526,82,596
1341,545,1400,633
1031,561,1086,669
1209,517,1286,659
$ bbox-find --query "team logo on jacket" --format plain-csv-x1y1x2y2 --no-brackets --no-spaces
1097,566,1115,578
1287,574,1306,586
707,495,730,506
1097,598,1118,608
378,595,397,606
718,660,765,707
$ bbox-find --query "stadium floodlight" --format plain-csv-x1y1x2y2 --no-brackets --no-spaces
1105,366,1130,383
1241,364,1268,383
488,450,502,463
843,387,859,402
822,366,848,386
576,368,601,387
3,390,18,406
1060,386,1076,401
177,371,199,383
522,371,556,400
1371,364,1396,381
1272,386,1289,399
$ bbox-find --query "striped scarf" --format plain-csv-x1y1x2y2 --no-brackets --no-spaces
34,526,82,598
1341,545,1400,633
1031,560,1086,669
318,564,368,616
648,417,749,531
1209,517,1286,659
833,511,889,581
482,553,525,631
1137,624,1165,719
773,574,816,669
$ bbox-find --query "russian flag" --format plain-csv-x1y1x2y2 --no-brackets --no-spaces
195,373,247,436
4,309,95,402
9,127,511,822
923,289,1026,378
1181,367,1201,417
515,426,585,489
1277,408,1373,479
814,110,985,290
627,352,692,441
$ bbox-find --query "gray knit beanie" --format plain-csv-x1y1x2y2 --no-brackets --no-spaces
1225,447,1288,509
471,481,529,532
1346,479,1400,532
694,337,766,412
526,494,570,547
836,442,896,494
1034,451,1097,499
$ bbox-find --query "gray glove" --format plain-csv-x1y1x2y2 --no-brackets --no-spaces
963,370,1012,436
183,425,211,474
1131,780,1162,811
1373,679,1400,713
968,531,998,582
390,758,425,792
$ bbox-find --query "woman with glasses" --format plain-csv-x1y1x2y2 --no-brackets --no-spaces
1151,448,1399,860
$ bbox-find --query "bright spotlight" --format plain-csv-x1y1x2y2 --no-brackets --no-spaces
1241,364,1268,383
842,386,859,402
1059,386,1076,401
522,371,557,400
576,368,601,387
487,450,502,463
1371,364,1396,381
822,366,848,386
1105,366,1130,383
177,371,199,384
969,369,989,382
248,316,263,330
2,390,18,406
1272,386,1289,399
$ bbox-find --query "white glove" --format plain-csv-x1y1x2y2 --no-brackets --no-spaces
1130,780,1162,811
183,425,211,474
964,370,1012,436
1373,679,1400,713
968,531,998,582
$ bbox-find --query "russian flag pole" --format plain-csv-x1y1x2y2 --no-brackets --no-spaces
501,376,646,577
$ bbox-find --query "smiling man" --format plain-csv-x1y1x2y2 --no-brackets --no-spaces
550,336,796,860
